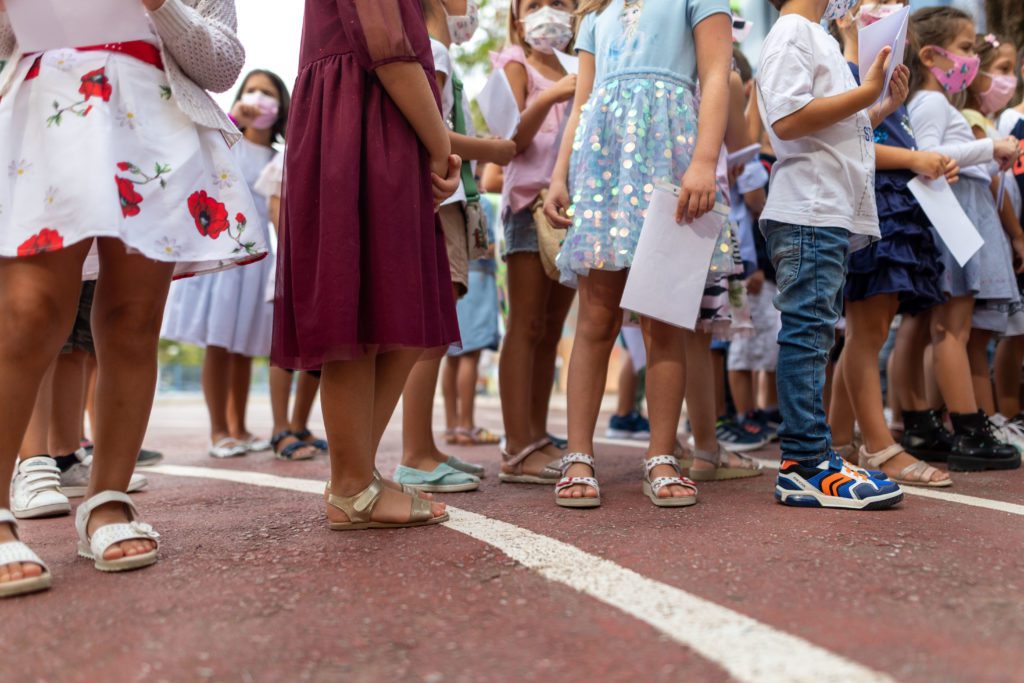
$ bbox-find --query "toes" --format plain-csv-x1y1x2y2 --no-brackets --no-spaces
0,567,9,584
103,543,126,561
22,562,42,578
430,502,446,517
8,564,24,581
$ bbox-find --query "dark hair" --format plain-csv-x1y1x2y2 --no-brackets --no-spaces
768,0,786,11
973,32,1012,71
908,7,974,97
232,69,290,144
732,46,752,83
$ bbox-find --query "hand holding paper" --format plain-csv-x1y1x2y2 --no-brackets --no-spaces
857,5,910,105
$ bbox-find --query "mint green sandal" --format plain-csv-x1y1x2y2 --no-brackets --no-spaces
394,462,480,492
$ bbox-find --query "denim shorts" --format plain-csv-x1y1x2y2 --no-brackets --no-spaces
61,280,96,355
503,207,539,256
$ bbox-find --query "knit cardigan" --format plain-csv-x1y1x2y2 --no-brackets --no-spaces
0,0,245,144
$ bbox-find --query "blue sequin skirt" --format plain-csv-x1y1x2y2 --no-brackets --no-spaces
558,73,699,285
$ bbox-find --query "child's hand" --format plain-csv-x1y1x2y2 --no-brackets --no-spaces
875,64,910,119
141,0,166,10
746,269,765,296
861,46,893,101
548,75,578,104
431,154,462,211
488,139,518,166
231,101,260,129
994,137,1021,172
910,151,953,180
676,161,717,224
544,180,574,229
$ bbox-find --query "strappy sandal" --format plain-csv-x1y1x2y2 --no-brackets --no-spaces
0,510,52,598
499,437,561,484
294,429,329,453
554,453,601,508
327,476,449,531
75,491,160,572
326,471,433,500
643,455,698,507
689,445,764,481
453,427,501,446
859,444,952,488
271,430,317,461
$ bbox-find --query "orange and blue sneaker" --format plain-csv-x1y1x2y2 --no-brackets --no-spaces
776,453,903,510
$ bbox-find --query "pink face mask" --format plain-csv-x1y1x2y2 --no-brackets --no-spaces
856,3,904,29
978,73,1018,115
927,45,981,95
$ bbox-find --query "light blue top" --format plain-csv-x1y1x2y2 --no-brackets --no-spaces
575,0,731,87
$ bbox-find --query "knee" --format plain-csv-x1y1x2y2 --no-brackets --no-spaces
0,291,68,357
93,299,165,357
508,313,547,346
576,311,620,347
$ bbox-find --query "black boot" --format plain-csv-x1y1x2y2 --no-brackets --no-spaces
948,411,1021,472
901,410,955,462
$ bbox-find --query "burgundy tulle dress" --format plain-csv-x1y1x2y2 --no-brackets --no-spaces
272,0,460,370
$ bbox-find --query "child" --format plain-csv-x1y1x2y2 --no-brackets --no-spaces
495,0,579,485
905,6,1022,472
759,0,907,509
275,0,463,529
824,1,952,487
163,69,289,458
0,0,263,596
544,0,735,508
394,0,517,493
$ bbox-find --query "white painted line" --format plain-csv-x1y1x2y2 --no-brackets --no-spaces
148,464,891,683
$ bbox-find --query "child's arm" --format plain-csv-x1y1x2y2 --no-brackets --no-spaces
769,47,892,141
994,176,1024,272
743,188,766,215
724,71,753,152
875,145,959,182
144,0,245,93
434,70,517,166
506,62,577,153
480,162,503,194
544,51,596,229
908,94,1000,169
677,12,732,222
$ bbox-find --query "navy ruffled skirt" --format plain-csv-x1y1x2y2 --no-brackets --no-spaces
845,170,945,315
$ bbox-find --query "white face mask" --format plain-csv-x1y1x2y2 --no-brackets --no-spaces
446,1,480,45
823,0,858,22
522,7,574,54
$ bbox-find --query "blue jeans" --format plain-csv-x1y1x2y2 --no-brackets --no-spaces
766,222,849,464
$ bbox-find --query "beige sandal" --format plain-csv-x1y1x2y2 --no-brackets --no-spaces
643,455,698,507
859,444,952,488
499,437,561,484
327,476,448,531
554,453,601,508
689,445,764,481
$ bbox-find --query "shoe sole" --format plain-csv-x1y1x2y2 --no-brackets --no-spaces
0,573,52,598
400,481,480,493
555,496,601,508
62,479,148,498
775,486,904,510
499,473,560,485
947,454,1022,472
12,502,71,519
78,544,159,572
329,512,449,531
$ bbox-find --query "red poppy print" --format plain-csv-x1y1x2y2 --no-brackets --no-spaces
17,229,64,257
188,191,230,239
79,68,112,102
116,176,144,217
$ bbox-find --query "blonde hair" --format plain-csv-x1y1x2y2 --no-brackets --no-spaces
576,0,613,16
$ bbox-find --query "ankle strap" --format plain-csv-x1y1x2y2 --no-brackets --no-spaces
560,452,595,473
327,477,383,524
645,455,681,474
502,437,551,467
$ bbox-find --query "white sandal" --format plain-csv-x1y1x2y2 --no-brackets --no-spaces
75,491,160,572
208,437,247,459
859,444,952,488
0,510,52,598
554,453,601,508
643,455,698,507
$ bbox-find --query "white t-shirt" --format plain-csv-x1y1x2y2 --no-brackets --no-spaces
906,91,994,183
757,15,878,245
431,38,475,207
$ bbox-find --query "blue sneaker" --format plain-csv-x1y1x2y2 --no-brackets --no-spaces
716,417,769,453
776,454,903,510
606,411,650,440
746,410,778,442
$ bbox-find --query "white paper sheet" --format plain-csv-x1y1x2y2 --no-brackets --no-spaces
907,175,984,267
726,143,762,169
554,50,579,75
620,325,647,372
476,69,520,140
6,0,152,54
619,185,728,330
857,5,910,105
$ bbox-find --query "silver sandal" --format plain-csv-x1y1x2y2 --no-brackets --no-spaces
859,444,952,488
643,455,698,507
554,453,601,508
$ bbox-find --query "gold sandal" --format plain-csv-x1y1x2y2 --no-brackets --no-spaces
327,476,448,531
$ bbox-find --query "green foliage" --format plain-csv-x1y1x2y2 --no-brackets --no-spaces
451,0,510,132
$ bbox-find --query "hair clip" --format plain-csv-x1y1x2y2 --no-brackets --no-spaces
984,34,1000,48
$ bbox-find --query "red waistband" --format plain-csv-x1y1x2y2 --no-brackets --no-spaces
25,41,164,81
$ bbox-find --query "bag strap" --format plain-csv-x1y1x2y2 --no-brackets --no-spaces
450,72,480,204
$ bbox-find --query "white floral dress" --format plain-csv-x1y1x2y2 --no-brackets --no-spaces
0,40,266,279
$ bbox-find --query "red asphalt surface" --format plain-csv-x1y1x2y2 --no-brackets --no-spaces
4,396,1023,683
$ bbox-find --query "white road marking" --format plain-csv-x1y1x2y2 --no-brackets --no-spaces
148,464,891,683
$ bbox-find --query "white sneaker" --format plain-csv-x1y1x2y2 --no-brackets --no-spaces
11,457,71,519
990,414,1024,454
59,449,149,498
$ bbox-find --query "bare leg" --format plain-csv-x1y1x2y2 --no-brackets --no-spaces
528,281,575,450
290,371,321,433
456,351,480,431
728,369,755,417
400,354,447,470
201,346,231,444
616,354,636,416
559,270,627,499
269,366,293,434
226,352,254,440
893,312,931,411
684,333,719,454
930,297,978,414
829,351,855,447
758,371,779,411
711,348,727,418
84,353,97,441
20,361,56,459
994,336,1024,417
967,329,995,416
50,350,88,456
442,355,458,433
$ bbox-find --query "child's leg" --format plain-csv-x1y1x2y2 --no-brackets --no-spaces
711,347,728,418
886,345,902,425
893,312,931,411
20,361,56,459
924,344,942,409
400,355,446,469
456,352,480,431
967,329,995,415
201,346,232,443
615,353,637,417
758,371,778,411
226,352,254,440
930,298,977,413
87,239,176,560
442,355,458,433
828,350,856,447
559,270,627,499
529,280,575,443
50,350,88,456
269,367,294,434
842,296,899,451
683,333,718,454
84,353,97,441
994,336,1024,416
728,369,755,416
291,371,321,433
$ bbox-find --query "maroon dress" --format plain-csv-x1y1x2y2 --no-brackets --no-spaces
272,0,460,370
